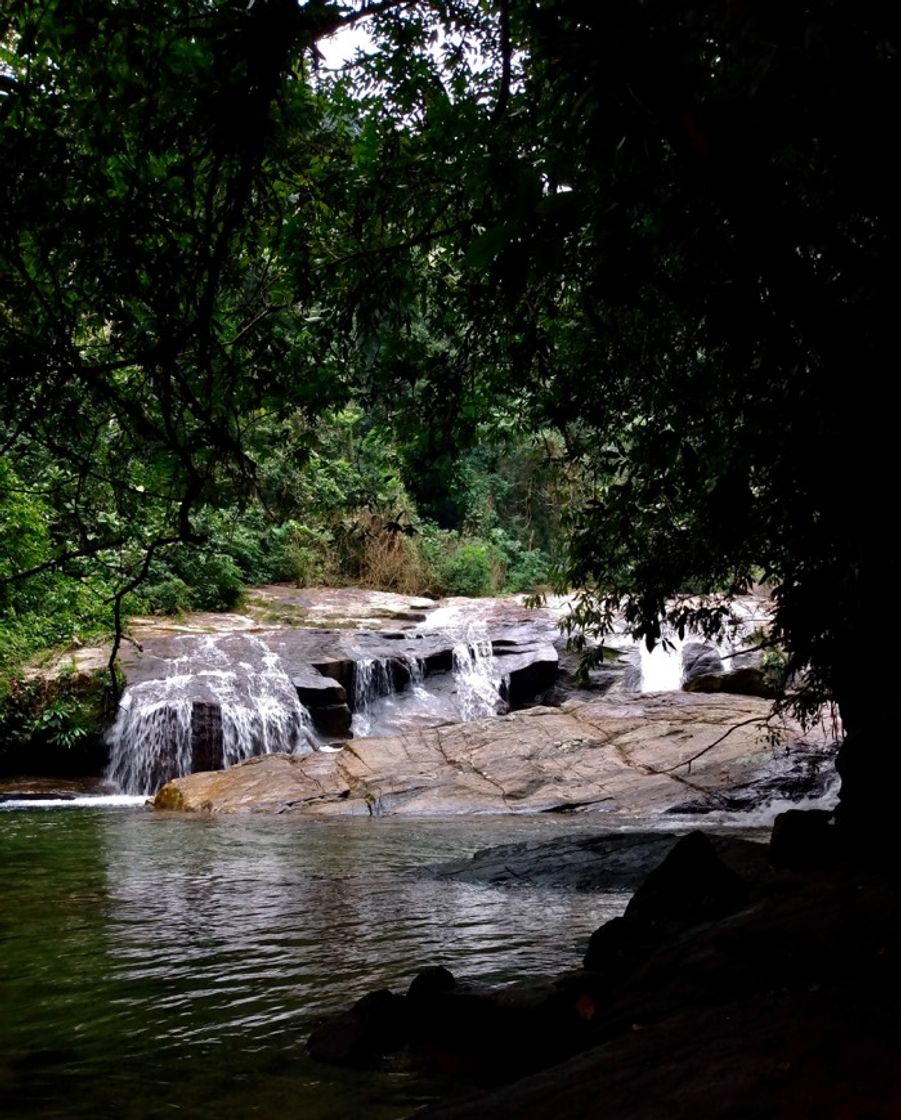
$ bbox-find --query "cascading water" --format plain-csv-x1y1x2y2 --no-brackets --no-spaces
452,627,506,720
403,654,428,694
106,635,316,796
351,657,394,736
638,633,685,692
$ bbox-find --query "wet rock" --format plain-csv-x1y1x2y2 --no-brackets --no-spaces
432,833,679,891
292,668,346,707
310,658,356,695
153,692,834,815
189,701,224,773
307,989,408,1066
310,703,353,738
684,664,775,698
681,641,724,683
769,808,836,870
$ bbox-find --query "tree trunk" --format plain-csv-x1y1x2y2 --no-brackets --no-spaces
834,684,901,856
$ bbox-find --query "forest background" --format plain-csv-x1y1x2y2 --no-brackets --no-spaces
0,2,894,819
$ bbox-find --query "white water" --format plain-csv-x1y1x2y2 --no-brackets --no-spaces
658,771,842,832
106,636,315,796
0,795,148,811
351,657,394,736
639,633,685,692
452,626,506,721
345,634,507,736
404,654,427,691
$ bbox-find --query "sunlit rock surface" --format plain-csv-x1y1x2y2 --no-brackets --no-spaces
153,692,833,816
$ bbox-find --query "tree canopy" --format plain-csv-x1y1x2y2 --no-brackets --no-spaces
2,0,898,795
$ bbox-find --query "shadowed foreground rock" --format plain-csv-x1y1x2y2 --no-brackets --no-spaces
153,692,831,815
415,855,901,1120
308,825,901,1120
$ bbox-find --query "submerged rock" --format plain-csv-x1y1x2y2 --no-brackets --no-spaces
307,989,408,1066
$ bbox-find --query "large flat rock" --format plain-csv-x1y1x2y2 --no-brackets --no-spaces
153,692,831,816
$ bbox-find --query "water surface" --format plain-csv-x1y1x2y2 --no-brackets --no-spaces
0,807,628,1119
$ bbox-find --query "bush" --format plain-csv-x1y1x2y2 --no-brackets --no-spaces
0,668,113,776
360,525,424,593
276,522,336,587
140,576,193,615
419,525,496,596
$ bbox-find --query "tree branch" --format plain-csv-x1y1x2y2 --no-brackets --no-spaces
492,0,512,123
659,715,772,775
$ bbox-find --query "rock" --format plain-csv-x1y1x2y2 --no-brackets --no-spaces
152,692,834,815
681,641,724,683
189,701,224,773
291,668,347,706
307,989,408,1066
409,598,438,610
416,864,901,1120
496,644,559,709
582,916,637,974
769,808,836,870
684,665,776,698
623,830,748,929
432,833,680,890
583,832,750,971
310,703,352,738
309,658,356,695
408,966,457,1001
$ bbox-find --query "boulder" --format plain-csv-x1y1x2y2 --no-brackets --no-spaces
307,989,408,1066
152,692,834,815
408,966,457,1001
681,641,724,683
684,665,776,698
769,808,836,870
622,830,748,929
584,832,750,971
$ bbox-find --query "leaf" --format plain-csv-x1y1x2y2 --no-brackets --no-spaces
462,223,518,270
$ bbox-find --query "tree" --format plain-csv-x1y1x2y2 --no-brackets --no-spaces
331,0,899,834
0,0,384,683
2,1,897,832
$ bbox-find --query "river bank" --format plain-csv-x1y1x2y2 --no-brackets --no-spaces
310,822,901,1120
0,807,634,1119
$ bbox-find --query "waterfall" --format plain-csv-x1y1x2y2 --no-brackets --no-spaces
452,628,506,721
403,654,428,693
638,633,685,692
106,636,315,796
351,657,393,737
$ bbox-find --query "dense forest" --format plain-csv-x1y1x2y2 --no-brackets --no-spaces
1,1,897,823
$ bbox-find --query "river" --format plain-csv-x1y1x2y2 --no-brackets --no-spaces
0,804,630,1119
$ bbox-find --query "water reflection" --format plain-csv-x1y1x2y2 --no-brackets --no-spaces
0,809,627,1119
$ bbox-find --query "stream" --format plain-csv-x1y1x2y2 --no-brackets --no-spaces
1,592,833,1117
0,806,634,1119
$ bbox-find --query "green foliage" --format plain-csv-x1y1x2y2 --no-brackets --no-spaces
277,523,336,588
419,530,495,598
5,0,881,742
0,668,112,774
